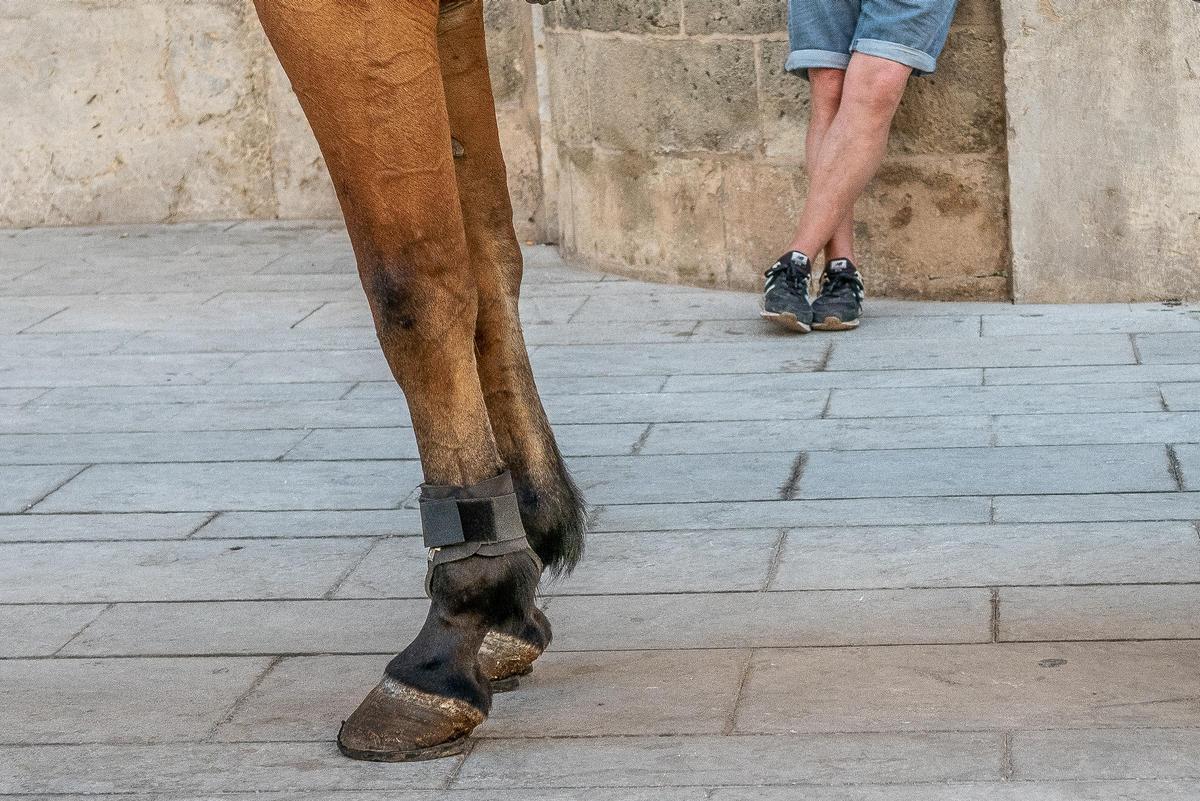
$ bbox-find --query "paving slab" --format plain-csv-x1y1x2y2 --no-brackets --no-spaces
0,465,84,512
532,341,827,376
549,589,991,650
329,538,437,599
592,496,993,531
0,298,69,333
1012,729,1200,781
0,511,210,542
826,335,1136,371
35,460,422,512
771,522,1200,590
693,315,982,341
0,538,374,602
0,604,106,657
0,741,452,794
1134,333,1200,364
0,429,308,464
1000,585,1200,642
1171,444,1200,490
663,367,983,392
827,383,1162,418
568,453,800,504
709,780,1200,800
32,380,357,406
985,363,1200,385
197,509,421,539
995,412,1200,446
455,732,1000,788
61,599,431,657
642,416,994,455
0,656,270,744
992,491,1200,523
736,642,1200,734
544,389,829,423
983,309,1200,336
0,352,241,388
1161,382,1200,410
797,445,1174,498
554,529,780,594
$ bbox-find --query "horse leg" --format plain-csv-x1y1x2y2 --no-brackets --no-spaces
437,0,587,687
253,0,541,760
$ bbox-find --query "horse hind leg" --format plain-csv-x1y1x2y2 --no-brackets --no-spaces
437,0,587,689
254,0,543,760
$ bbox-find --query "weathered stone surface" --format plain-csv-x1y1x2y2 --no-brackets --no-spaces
550,0,681,34
1003,0,1200,301
683,0,785,35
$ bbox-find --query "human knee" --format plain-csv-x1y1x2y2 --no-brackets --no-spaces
843,60,910,120
808,68,845,120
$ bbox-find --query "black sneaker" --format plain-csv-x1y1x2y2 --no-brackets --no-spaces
761,251,814,333
812,258,864,331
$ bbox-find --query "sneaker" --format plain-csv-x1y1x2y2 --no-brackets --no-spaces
812,258,864,331
760,251,814,333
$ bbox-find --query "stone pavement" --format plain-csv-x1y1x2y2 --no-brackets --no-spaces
1,220,1199,800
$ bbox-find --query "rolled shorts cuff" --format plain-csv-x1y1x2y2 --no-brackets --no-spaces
851,38,938,75
785,48,852,79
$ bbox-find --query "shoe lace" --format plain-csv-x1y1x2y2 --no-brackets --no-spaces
765,261,809,296
821,269,864,301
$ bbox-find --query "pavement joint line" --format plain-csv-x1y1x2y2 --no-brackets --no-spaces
14,637,1200,662
322,537,384,599
202,654,283,743
337,381,361,400
722,649,755,735
1167,445,1187,491
441,739,476,790
818,390,833,419
628,423,653,455
15,305,69,334
7,579,1200,609
1159,386,1171,411
1001,731,1015,781
49,602,113,657
815,341,833,372
288,301,329,329
184,512,220,539
778,452,806,500
21,464,91,512
989,588,1001,643
275,428,317,461
761,528,788,591
1130,333,1144,364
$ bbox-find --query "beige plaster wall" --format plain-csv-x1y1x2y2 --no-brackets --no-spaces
1001,0,1200,302
0,0,547,240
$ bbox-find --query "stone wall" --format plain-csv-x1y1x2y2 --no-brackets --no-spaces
542,0,1012,299
0,0,547,240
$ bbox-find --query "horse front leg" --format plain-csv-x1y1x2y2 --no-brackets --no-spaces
253,0,543,761
437,0,587,688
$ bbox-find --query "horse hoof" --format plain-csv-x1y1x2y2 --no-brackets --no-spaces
479,631,543,690
336,677,485,762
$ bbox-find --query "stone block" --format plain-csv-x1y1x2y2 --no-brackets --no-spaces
567,452,798,503
586,38,759,154
827,382,1162,418
544,32,593,148
544,389,827,423
683,0,786,35
993,491,1200,524
736,642,1200,733
561,149,728,286
995,411,1200,447
0,430,308,465
824,333,1135,370
531,339,827,375
550,0,681,34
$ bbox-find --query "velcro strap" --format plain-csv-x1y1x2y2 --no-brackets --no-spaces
419,471,527,549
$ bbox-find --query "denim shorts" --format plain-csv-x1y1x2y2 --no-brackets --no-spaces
787,0,959,79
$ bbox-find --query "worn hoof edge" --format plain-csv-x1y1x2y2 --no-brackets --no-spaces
489,664,534,694
337,720,471,762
